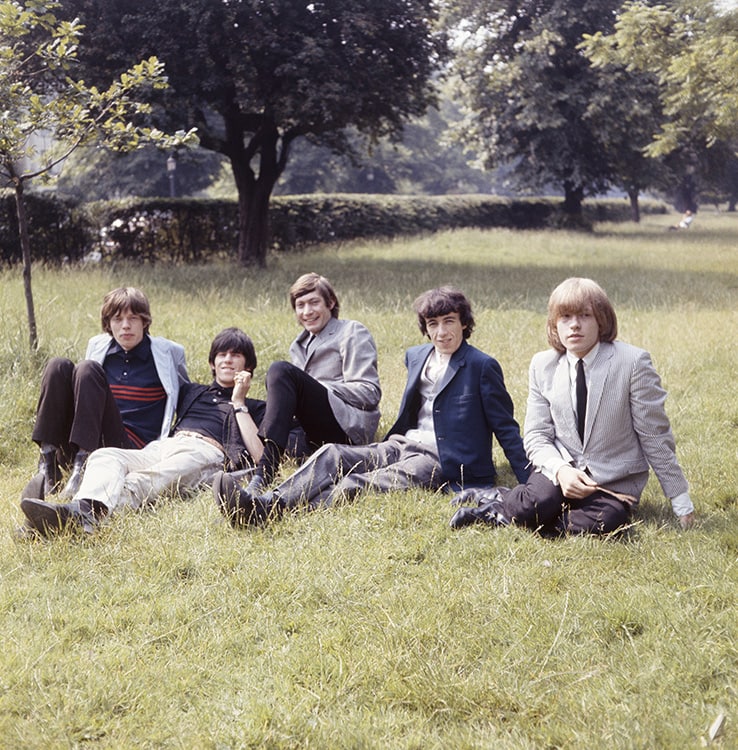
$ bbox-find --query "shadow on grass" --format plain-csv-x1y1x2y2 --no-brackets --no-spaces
149,259,736,314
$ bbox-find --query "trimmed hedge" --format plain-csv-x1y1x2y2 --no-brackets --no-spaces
0,191,89,265
1,192,667,265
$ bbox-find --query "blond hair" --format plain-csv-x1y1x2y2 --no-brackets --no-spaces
546,278,617,353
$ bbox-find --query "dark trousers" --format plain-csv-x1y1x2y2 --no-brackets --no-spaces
501,471,631,536
31,357,132,458
257,361,348,481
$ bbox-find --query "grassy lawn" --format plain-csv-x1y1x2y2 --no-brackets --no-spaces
0,209,736,748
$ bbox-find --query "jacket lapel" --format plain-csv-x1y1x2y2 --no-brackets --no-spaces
304,316,338,365
584,342,614,442
435,340,467,394
553,353,580,444
405,345,433,390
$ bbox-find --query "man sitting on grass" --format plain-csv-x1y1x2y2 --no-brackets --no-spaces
214,286,530,526
449,277,695,535
236,272,382,501
20,328,265,536
28,287,189,500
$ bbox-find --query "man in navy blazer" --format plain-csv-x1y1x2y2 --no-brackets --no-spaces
214,286,529,526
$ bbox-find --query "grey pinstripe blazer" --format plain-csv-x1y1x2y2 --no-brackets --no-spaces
523,340,688,500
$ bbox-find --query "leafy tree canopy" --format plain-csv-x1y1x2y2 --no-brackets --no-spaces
581,0,738,155
444,0,623,216
0,0,193,348
62,0,448,264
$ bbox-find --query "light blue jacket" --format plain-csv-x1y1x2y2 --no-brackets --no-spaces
85,333,189,440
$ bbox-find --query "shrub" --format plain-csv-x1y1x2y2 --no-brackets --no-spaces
0,191,89,265
0,192,668,265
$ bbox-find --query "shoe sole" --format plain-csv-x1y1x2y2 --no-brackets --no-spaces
20,499,71,535
212,471,243,526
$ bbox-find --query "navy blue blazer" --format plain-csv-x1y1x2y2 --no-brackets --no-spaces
385,340,529,490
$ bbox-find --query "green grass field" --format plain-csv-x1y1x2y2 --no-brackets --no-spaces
0,209,736,748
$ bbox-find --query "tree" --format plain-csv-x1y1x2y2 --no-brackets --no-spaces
444,0,624,220
0,0,193,349
62,0,448,266
581,0,738,157
276,94,499,197
55,145,224,202
581,58,674,221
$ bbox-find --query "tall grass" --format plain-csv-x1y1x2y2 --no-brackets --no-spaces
0,209,736,748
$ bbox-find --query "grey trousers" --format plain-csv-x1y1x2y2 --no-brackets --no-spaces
274,436,445,511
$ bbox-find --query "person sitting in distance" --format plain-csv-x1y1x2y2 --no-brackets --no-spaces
669,209,694,230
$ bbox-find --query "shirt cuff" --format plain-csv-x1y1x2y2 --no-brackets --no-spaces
540,457,571,485
671,491,694,517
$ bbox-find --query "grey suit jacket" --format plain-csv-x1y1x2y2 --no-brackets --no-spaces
85,333,189,440
289,316,381,444
524,340,688,500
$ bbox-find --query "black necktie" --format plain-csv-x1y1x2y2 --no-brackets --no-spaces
576,358,587,442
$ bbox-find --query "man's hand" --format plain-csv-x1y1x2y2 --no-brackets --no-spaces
556,465,598,500
678,512,695,530
232,369,253,405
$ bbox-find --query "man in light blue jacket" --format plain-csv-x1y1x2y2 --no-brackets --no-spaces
28,287,188,499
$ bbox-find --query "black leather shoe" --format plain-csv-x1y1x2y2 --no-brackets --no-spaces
21,471,46,503
20,498,98,536
243,474,266,498
450,486,509,507
39,450,63,495
450,499,510,529
212,471,271,527
59,450,90,500
212,471,241,523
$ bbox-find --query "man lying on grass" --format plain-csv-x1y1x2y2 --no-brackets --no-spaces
449,277,696,535
20,328,265,536
214,286,530,526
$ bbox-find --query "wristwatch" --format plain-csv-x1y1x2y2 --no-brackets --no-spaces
232,404,249,414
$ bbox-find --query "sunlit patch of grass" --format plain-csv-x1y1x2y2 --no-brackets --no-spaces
0,213,736,747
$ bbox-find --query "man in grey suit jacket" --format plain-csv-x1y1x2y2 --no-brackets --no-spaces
239,272,381,498
451,277,695,535
29,287,188,500
214,286,528,527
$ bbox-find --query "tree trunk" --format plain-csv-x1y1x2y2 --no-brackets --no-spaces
230,125,283,267
627,187,641,223
562,182,584,216
14,180,38,350
236,178,273,268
